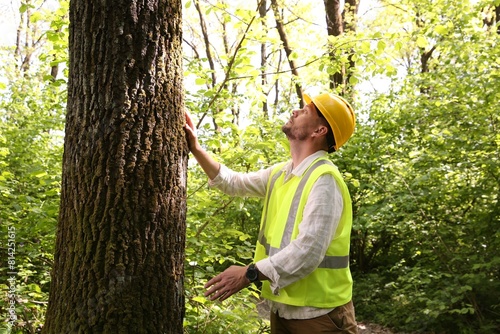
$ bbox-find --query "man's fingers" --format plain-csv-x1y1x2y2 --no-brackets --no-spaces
204,286,217,297
204,276,220,289
206,287,232,301
204,280,228,301
184,113,197,139
185,111,195,129
203,266,248,302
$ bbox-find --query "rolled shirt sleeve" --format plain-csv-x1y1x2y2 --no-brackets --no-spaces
208,164,272,198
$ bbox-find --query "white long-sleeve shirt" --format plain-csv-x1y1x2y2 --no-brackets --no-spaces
209,150,344,319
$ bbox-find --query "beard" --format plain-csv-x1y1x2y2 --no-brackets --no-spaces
282,123,308,141
281,123,292,136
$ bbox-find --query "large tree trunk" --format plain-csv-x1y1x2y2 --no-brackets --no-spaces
43,0,187,333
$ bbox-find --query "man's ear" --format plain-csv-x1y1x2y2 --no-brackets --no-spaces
312,125,328,137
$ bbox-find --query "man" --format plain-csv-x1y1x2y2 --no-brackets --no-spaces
184,92,358,334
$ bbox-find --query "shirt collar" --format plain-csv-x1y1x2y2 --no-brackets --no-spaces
282,150,328,178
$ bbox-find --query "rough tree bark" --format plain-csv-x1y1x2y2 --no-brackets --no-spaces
43,0,187,333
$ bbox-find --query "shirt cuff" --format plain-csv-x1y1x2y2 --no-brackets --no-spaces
207,164,225,187
256,258,281,295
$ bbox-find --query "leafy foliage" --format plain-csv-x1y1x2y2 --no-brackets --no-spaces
183,110,288,333
0,0,499,333
0,47,66,334
0,1,68,332
342,1,500,332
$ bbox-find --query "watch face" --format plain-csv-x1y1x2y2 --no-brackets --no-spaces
246,268,258,281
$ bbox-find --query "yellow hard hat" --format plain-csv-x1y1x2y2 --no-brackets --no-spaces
304,93,356,151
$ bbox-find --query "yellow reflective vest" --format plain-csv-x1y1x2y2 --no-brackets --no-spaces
254,157,353,308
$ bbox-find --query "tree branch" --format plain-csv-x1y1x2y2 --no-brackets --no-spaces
196,0,266,128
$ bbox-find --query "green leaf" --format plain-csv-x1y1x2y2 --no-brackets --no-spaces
360,41,371,53
19,3,28,13
416,36,428,48
377,40,387,52
192,296,206,304
434,24,447,35
32,171,48,178
195,77,206,85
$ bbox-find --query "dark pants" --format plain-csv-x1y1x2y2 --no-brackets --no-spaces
270,300,358,334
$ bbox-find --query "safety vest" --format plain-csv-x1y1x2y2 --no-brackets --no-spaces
254,157,353,308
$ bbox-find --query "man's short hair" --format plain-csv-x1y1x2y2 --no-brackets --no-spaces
314,103,336,153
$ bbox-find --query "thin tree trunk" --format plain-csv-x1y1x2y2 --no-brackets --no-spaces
270,0,303,106
259,0,269,117
497,5,500,34
194,0,222,131
324,0,359,94
483,4,500,34
343,0,360,32
194,0,216,85
324,0,343,90
43,0,187,333
219,1,241,125
273,50,283,114
344,0,360,89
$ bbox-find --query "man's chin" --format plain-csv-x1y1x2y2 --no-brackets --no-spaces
281,126,294,140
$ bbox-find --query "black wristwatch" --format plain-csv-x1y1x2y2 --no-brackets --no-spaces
245,264,260,283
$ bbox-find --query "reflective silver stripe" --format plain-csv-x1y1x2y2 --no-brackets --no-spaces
267,246,349,269
259,159,349,269
268,245,279,257
318,255,349,269
280,160,330,249
259,168,285,253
